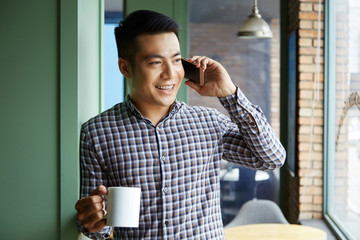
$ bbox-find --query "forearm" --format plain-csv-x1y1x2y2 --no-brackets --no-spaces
78,127,112,238
218,87,286,170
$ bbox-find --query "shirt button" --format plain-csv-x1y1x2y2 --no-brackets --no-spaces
162,188,168,194
161,156,165,162
164,220,169,226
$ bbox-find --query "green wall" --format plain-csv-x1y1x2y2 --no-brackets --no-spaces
0,1,188,239
0,0,59,238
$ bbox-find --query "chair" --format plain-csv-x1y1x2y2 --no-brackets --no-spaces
224,199,289,229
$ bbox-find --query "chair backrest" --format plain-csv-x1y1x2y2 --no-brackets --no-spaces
225,199,289,229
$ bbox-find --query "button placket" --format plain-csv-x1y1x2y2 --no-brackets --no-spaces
156,126,172,232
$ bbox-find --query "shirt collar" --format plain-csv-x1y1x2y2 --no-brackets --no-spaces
124,95,182,122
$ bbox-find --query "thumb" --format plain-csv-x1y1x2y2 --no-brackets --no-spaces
185,80,202,93
90,185,108,196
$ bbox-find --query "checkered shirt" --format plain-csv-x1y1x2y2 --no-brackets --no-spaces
78,87,286,239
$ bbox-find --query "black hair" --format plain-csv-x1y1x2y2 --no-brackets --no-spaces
114,10,181,63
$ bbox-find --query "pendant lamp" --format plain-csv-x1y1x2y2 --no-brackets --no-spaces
237,0,273,39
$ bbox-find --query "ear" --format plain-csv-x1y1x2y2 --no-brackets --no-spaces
118,58,132,79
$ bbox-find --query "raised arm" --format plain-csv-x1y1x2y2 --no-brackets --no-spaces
185,56,285,170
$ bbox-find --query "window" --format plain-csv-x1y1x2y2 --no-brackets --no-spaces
103,0,124,110
325,0,360,238
188,0,281,225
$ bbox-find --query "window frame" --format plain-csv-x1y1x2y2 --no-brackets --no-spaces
323,0,357,239
60,0,103,239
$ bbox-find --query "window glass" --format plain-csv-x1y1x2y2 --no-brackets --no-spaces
104,0,124,110
327,0,360,238
188,0,280,225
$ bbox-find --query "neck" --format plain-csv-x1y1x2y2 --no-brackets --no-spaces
129,97,172,126
144,107,169,126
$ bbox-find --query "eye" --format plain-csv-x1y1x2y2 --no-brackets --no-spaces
174,58,182,63
149,61,161,65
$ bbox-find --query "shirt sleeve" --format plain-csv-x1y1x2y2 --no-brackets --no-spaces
218,86,286,171
78,124,113,239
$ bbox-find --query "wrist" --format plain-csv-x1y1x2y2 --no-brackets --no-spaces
220,84,237,97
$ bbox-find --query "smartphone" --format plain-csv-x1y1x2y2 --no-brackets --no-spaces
181,58,205,86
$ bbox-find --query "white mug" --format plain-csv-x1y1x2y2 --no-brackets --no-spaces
106,186,141,227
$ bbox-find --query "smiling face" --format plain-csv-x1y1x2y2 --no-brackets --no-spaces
122,32,184,116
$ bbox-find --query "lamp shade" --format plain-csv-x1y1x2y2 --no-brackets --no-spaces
237,0,273,39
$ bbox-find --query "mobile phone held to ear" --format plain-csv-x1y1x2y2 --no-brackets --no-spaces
181,58,205,86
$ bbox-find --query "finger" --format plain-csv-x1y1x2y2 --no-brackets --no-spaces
75,195,104,211
188,56,202,67
90,219,107,233
190,56,209,70
200,58,210,70
77,201,104,221
188,56,200,62
184,80,202,93
82,211,106,232
90,185,108,196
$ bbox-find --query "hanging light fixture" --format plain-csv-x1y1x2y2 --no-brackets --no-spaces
237,0,273,39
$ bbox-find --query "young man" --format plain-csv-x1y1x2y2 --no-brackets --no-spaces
75,10,285,239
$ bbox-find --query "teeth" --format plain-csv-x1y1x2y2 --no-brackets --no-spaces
156,85,173,90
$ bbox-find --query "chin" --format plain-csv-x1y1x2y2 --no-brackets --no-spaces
159,96,176,107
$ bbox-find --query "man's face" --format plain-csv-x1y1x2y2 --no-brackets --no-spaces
128,32,184,111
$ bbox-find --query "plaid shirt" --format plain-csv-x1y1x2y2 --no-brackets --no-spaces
78,87,285,239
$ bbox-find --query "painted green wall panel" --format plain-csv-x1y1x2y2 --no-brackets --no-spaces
0,0,59,239
124,0,189,103
60,0,80,239
126,0,176,16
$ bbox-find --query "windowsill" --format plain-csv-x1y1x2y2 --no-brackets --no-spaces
299,219,339,240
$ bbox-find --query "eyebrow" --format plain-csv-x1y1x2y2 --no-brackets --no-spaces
144,51,181,60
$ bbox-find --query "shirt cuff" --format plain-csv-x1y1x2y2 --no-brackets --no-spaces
77,219,113,240
218,86,261,131
218,87,249,109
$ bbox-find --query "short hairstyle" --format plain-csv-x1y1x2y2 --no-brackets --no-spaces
114,10,181,63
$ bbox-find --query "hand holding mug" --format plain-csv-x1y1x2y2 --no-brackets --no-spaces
75,185,107,233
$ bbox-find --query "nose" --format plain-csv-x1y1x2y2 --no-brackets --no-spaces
160,61,175,79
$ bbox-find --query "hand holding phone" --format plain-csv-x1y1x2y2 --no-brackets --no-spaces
182,58,205,86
